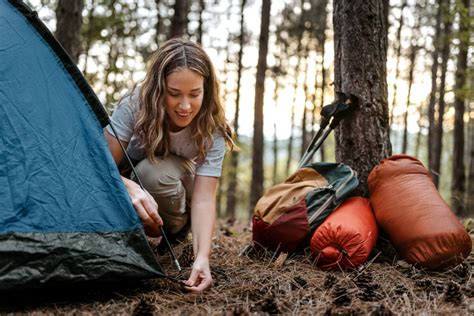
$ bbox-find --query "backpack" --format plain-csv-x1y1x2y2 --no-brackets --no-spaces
252,162,359,253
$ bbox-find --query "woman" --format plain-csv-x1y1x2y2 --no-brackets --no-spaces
105,39,236,292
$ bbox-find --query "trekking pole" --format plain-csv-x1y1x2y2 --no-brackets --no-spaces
298,92,359,169
108,122,182,272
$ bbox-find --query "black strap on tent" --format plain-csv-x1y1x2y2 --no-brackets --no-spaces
298,92,359,169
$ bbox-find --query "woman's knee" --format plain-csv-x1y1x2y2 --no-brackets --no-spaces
133,155,194,234
134,155,194,190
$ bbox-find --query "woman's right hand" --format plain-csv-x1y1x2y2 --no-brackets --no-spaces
122,176,163,236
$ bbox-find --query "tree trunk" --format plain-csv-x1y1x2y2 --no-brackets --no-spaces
301,50,310,158
333,0,392,196
389,0,407,127
271,46,282,184
249,0,271,212
467,110,474,215
451,0,470,215
197,0,205,45
168,0,188,39
82,0,95,75
272,76,279,184
401,44,416,154
155,0,163,45
414,102,424,158
319,47,326,162
286,53,302,173
226,0,246,220
55,0,84,64
428,0,445,181
401,10,420,155
432,0,453,188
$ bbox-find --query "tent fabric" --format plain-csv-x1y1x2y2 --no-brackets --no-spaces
310,197,378,270
368,155,472,269
0,0,163,289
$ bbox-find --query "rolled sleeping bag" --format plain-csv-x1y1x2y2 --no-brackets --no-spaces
310,197,378,270
368,155,472,269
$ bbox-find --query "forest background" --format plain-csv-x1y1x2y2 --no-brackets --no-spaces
29,0,473,220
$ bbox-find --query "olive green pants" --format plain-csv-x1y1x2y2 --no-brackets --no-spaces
133,155,195,235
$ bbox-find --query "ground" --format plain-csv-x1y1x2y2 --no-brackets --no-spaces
1,220,473,315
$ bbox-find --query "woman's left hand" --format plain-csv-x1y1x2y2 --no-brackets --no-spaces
183,256,213,292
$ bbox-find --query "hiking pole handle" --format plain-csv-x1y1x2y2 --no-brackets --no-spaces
107,121,181,272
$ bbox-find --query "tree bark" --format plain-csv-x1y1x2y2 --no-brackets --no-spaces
301,49,310,158
286,34,304,173
168,0,188,39
428,0,445,180
319,46,327,161
55,0,84,64
414,102,424,158
286,52,302,173
432,0,453,188
401,43,416,154
389,0,407,128
155,0,163,45
467,110,474,215
401,9,420,155
250,0,271,212
272,75,280,184
451,0,470,215
333,0,392,196
82,0,95,75
197,0,205,45
226,0,246,219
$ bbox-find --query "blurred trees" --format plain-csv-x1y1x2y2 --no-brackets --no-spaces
28,0,473,217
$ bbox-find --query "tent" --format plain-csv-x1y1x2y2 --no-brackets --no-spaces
0,0,164,289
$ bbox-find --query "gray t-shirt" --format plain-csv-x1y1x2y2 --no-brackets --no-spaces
106,89,225,177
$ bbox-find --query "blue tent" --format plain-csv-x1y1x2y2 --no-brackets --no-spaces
0,0,164,289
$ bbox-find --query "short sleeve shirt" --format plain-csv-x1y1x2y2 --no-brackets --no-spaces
105,89,225,177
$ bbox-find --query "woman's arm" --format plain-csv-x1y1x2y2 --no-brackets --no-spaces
184,175,218,292
104,131,163,236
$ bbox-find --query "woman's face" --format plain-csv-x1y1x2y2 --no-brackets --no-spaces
165,68,204,132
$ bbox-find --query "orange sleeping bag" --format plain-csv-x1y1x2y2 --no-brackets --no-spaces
310,197,378,270
368,155,472,269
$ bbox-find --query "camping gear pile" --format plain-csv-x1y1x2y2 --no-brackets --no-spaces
252,97,472,271
252,161,358,254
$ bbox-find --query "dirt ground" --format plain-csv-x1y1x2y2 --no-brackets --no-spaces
1,220,473,315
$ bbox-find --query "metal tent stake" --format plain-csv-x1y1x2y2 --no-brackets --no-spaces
108,121,181,272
